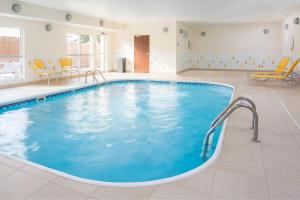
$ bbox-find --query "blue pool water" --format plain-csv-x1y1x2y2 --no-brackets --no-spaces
0,80,232,183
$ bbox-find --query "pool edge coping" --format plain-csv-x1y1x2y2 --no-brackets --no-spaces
0,78,235,187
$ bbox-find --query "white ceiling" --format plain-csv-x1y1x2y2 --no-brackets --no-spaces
20,0,300,24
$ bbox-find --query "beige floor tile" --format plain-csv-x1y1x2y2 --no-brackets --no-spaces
294,135,300,147
211,169,268,199
0,155,27,169
261,132,298,147
286,121,300,140
218,143,265,178
0,171,48,199
92,186,155,200
22,165,58,181
0,162,17,180
264,158,300,186
175,166,216,193
53,176,99,196
26,183,88,199
259,120,292,135
222,130,257,153
268,180,300,199
150,185,210,200
87,197,98,200
262,143,300,164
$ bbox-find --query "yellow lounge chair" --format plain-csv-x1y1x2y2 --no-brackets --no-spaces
249,57,290,78
249,59,300,81
59,58,80,79
31,59,57,86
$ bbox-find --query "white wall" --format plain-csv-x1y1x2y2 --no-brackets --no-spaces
112,22,177,73
176,22,192,73
111,21,284,74
282,11,300,60
0,16,113,86
187,22,282,70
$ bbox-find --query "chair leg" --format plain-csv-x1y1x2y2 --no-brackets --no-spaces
47,74,50,86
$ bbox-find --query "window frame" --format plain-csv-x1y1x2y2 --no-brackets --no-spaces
66,33,93,69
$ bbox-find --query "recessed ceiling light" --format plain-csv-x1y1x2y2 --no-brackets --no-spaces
263,29,269,34
45,24,52,31
162,27,168,33
65,13,72,22
12,3,22,13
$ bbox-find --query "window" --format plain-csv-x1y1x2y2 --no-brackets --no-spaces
95,34,107,72
0,27,23,81
67,33,92,68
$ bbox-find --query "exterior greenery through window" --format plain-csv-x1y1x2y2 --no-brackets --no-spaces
0,27,23,81
67,33,92,68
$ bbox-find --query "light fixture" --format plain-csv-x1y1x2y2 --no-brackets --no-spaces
12,3,22,13
99,20,105,27
45,24,52,31
65,13,72,22
200,31,206,36
263,29,269,34
162,27,168,33
294,17,300,25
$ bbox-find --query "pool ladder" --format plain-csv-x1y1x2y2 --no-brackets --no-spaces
85,69,106,84
202,96,260,159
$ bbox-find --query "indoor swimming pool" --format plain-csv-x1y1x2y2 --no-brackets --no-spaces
0,80,233,185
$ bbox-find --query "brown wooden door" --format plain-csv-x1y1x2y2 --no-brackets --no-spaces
134,35,149,73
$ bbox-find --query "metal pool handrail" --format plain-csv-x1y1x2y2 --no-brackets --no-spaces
210,96,256,129
85,71,95,83
202,97,260,159
85,70,106,84
93,69,107,84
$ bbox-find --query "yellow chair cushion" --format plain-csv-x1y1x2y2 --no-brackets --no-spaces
59,58,73,68
33,59,46,70
274,57,290,74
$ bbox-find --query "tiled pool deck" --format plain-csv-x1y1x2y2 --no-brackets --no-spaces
0,70,300,199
